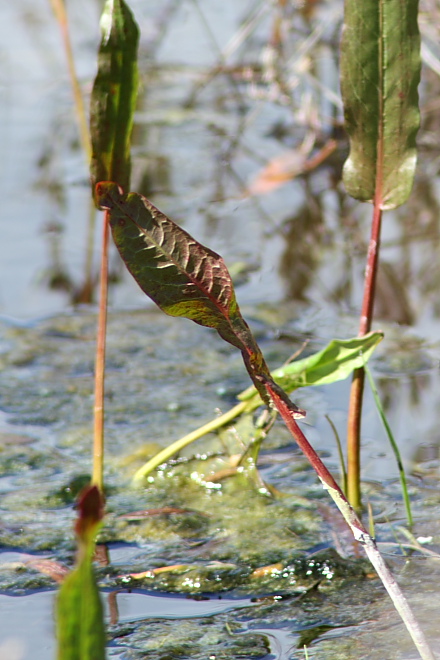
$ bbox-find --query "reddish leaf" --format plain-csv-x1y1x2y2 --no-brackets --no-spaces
96,181,305,417
96,182,254,347
75,485,105,544
25,558,69,584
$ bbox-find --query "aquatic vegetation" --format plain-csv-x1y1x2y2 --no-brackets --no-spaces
2,0,439,658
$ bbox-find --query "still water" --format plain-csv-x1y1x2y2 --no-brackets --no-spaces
1,1,440,659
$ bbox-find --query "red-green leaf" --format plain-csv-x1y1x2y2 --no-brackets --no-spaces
95,182,305,417
96,182,256,353
75,485,105,547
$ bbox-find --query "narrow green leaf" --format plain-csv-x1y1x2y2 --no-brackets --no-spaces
90,0,139,196
340,0,421,209
56,486,106,660
239,332,383,409
365,364,413,528
57,563,106,660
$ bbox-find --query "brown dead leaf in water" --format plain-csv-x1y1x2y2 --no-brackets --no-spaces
250,562,284,578
121,564,189,580
25,557,69,583
247,139,337,196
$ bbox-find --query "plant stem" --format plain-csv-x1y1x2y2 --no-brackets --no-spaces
50,0,91,161
264,380,435,660
325,413,347,495
92,211,110,489
346,367,364,508
365,364,413,528
346,204,382,509
132,400,248,482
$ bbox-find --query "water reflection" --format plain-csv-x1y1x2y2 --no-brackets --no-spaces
1,4,440,659
2,0,440,342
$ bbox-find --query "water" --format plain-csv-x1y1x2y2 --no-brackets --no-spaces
1,1,440,658
0,585,255,660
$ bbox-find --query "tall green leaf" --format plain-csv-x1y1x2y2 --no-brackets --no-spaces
90,0,139,196
56,486,106,660
340,0,421,209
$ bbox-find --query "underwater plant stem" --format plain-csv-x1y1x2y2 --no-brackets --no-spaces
92,211,110,490
264,379,435,660
132,400,248,482
50,0,91,161
347,204,382,510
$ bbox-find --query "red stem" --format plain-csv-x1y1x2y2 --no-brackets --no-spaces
359,204,382,335
347,203,382,509
92,210,110,489
266,384,347,501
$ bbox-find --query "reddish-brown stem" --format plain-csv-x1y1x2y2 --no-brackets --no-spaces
265,379,435,660
347,203,383,509
265,383,351,503
359,203,383,335
92,210,110,489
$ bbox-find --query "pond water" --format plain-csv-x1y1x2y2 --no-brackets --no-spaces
1,1,440,659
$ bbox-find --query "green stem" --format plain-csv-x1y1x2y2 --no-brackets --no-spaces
325,414,347,495
365,364,413,528
132,401,247,482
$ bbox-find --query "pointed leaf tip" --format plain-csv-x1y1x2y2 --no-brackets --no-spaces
75,485,105,542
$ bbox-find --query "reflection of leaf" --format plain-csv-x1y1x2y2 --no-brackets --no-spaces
239,331,384,409
340,0,420,208
247,139,337,196
56,487,106,660
90,0,139,196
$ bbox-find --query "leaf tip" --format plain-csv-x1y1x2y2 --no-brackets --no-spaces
75,485,105,541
